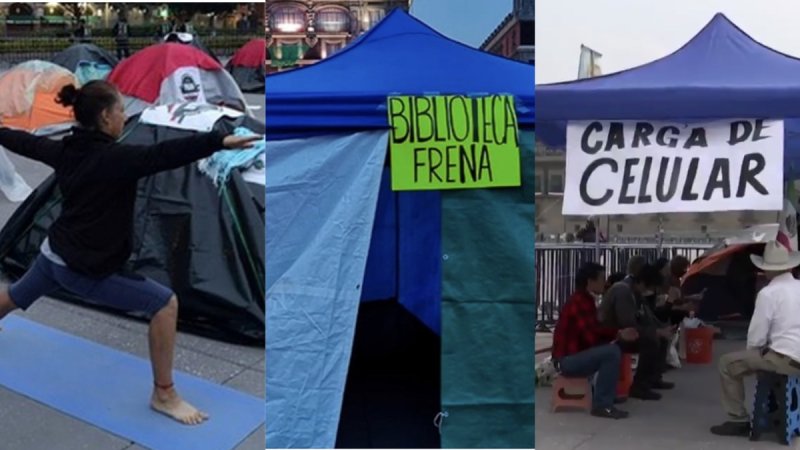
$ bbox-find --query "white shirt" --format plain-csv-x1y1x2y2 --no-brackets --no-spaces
748,272,800,361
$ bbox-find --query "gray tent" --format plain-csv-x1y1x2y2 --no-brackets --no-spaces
51,44,118,84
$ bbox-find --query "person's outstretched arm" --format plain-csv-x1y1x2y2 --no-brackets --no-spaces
108,131,260,179
0,128,62,168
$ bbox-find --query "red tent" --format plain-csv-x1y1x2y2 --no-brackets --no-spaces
108,43,248,117
226,38,265,93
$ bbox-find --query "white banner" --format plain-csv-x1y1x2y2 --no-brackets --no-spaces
563,119,784,215
140,102,244,132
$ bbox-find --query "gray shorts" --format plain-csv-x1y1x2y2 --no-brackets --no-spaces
9,254,173,317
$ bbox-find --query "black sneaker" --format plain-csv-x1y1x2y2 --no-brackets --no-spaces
591,406,629,419
651,380,675,390
710,421,750,437
629,385,662,400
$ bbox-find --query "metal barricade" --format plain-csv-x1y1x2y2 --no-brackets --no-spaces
535,244,711,329
0,35,260,64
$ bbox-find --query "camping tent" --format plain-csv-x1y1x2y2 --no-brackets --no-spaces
0,60,80,202
227,38,265,93
681,224,778,322
0,60,77,132
163,32,220,63
51,43,118,85
266,9,534,449
108,43,248,118
0,103,266,343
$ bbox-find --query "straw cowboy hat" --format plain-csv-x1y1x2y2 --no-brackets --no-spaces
750,240,800,272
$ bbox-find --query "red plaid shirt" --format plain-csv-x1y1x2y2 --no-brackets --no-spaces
552,290,619,359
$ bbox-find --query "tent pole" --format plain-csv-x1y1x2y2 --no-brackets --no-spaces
594,217,600,261
657,214,664,254
396,175,400,304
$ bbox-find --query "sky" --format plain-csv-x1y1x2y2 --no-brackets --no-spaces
537,0,800,84
410,0,512,48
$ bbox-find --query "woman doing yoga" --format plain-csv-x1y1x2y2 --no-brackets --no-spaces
0,80,260,425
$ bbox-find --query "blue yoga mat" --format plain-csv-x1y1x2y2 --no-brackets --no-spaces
0,315,264,450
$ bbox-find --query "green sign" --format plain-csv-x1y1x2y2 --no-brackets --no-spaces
387,94,521,191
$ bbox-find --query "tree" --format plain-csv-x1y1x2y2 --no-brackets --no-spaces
59,3,85,21
165,3,237,21
109,3,127,16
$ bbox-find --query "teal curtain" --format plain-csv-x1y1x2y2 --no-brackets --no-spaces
440,130,535,448
268,42,308,68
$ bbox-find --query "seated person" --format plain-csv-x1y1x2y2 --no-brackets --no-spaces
625,255,646,281
605,272,626,292
551,262,638,419
711,241,800,437
670,255,691,284
600,263,675,400
653,257,700,325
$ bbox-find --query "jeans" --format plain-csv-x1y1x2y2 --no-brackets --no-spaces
559,343,621,409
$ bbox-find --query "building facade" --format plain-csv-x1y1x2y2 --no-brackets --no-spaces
480,0,534,64
266,0,410,73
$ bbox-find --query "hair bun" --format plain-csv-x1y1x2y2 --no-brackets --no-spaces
56,84,80,107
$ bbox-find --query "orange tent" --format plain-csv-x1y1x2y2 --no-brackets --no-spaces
682,243,749,281
0,61,77,132
681,224,780,283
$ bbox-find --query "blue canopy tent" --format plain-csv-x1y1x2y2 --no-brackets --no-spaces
537,13,800,177
536,13,800,323
266,9,534,449
538,13,800,121
267,11,534,139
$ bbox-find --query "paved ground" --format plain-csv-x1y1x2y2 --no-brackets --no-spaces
0,93,265,449
537,332,553,361
536,339,800,450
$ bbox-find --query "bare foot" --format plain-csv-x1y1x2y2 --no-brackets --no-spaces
150,386,209,425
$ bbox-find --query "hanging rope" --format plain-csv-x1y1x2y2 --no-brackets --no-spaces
433,411,449,434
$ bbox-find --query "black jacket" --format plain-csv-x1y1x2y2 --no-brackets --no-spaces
0,127,225,278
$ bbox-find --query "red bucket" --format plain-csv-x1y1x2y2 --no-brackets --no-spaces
616,353,634,398
685,327,715,364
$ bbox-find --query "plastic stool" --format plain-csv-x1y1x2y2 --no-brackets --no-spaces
750,371,800,445
551,376,592,413
616,353,635,399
